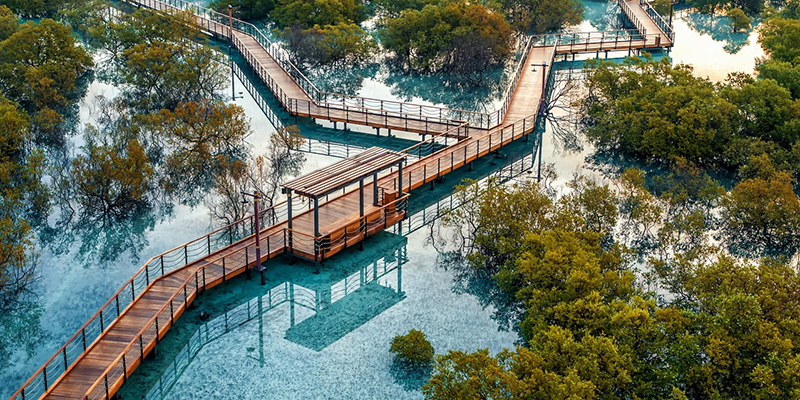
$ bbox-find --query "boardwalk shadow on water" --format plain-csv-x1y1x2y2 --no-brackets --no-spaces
115,122,547,398
117,232,408,400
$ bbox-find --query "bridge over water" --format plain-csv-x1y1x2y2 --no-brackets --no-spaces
10,1,673,399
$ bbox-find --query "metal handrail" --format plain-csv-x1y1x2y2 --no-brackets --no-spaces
640,0,675,41
79,227,288,400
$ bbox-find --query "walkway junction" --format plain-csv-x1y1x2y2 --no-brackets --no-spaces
10,0,674,399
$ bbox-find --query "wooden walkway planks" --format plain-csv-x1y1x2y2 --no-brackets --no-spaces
618,0,674,47
13,0,680,399
502,46,557,125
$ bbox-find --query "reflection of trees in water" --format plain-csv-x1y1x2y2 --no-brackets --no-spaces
544,66,586,153
383,62,506,113
308,61,381,96
41,144,175,265
0,295,45,371
681,9,757,54
389,358,433,391
436,251,523,338
582,0,629,32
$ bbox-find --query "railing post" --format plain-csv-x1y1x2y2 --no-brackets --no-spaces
122,354,127,383
63,347,68,371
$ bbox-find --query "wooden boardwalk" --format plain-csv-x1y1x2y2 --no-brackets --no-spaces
10,0,674,399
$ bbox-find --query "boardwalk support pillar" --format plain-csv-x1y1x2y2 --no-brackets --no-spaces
359,178,365,251
313,197,319,237
373,173,379,206
398,162,404,195
285,189,293,255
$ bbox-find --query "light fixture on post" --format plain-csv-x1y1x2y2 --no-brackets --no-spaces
241,190,264,285
228,4,236,101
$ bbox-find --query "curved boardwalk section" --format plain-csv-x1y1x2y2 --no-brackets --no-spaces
9,0,674,399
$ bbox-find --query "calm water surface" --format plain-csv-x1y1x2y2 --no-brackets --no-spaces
0,1,767,398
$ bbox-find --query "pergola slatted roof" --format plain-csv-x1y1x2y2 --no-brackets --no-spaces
282,147,407,198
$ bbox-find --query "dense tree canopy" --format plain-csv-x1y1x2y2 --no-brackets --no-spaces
209,0,275,21
1,0,68,17
91,10,227,111
582,56,800,181
0,18,93,141
381,0,512,82
373,0,435,17
281,22,376,68
71,127,154,220
498,0,583,34
582,56,739,164
758,8,800,99
425,175,800,399
271,0,365,28
0,98,46,303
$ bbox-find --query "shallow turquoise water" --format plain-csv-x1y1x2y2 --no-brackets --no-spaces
0,1,769,398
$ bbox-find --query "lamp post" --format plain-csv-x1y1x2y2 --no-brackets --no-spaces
669,0,675,27
242,190,264,285
228,5,235,101
539,62,547,115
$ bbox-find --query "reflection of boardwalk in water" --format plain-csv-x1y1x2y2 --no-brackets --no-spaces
141,135,545,399
141,237,408,400
12,0,677,398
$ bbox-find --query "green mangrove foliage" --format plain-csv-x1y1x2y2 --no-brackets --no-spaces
209,0,275,21
726,8,751,32
0,15,90,303
380,0,512,83
692,0,764,14
581,56,800,180
498,0,583,34
758,5,800,98
0,97,46,303
88,9,227,111
391,330,435,366
272,0,366,27
0,17,93,142
281,22,377,68
425,176,800,399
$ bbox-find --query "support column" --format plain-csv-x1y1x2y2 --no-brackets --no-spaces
286,190,293,230
373,173,379,206
286,190,293,252
313,196,319,237
359,179,365,217
398,161,404,195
